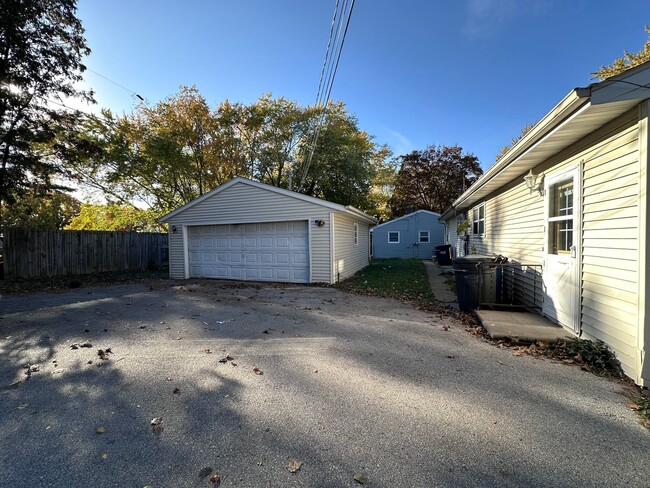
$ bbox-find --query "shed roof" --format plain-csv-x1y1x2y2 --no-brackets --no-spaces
160,177,377,224
371,210,441,231
440,60,650,220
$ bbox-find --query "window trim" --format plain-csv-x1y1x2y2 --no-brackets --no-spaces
387,231,400,244
418,230,430,243
472,203,485,236
353,223,359,246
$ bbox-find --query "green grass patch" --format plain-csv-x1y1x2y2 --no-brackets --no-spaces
335,258,435,304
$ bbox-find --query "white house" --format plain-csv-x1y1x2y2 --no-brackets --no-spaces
160,177,376,284
440,60,650,386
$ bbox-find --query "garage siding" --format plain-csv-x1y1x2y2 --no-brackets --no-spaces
165,182,333,282
333,213,370,282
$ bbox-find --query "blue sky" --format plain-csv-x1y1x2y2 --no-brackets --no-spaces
75,0,649,169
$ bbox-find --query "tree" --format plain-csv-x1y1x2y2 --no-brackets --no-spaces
293,101,393,213
69,89,393,217
1,187,80,229
65,203,163,232
389,145,482,216
0,0,92,226
592,26,650,80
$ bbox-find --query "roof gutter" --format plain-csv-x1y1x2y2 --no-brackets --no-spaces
440,87,591,221
345,205,378,224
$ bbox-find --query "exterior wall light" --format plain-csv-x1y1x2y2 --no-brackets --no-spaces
314,219,325,227
171,225,177,233
524,170,544,196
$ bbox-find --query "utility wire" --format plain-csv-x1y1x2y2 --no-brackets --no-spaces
86,68,145,101
298,0,355,190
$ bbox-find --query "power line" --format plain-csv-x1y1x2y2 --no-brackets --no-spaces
298,0,355,190
86,68,145,101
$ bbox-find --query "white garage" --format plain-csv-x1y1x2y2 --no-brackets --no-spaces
160,177,376,284
188,221,309,282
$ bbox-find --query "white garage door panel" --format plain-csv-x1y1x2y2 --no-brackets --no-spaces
188,221,309,283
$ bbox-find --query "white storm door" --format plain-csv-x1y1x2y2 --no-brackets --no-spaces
542,168,580,333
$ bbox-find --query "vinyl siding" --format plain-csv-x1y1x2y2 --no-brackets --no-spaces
372,211,445,259
333,213,370,281
454,108,641,380
165,182,333,282
580,110,640,376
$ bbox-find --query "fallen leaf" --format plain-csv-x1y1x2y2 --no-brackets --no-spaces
218,355,234,363
286,459,302,473
17,403,29,410
96,426,106,434
173,387,180,395
442,325,449,331
204,348,212,354
210,474,221,484
447,355,455,359
101,453,108,460
230,362,238,367
353,472,368,484
252,367,263,375
151,417,164,433
198,466,213,478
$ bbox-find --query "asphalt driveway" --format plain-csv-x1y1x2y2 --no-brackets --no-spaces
0,281,648,488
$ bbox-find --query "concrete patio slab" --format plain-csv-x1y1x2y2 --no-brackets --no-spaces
477,309,576,343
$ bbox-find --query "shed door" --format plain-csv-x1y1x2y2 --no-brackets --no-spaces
188,221,309,283
542,168,580,333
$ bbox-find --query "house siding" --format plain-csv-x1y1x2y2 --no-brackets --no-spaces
580,110,640,376
445,108,642,381
372,211,445,259
333,213,370,281
164,182,333,283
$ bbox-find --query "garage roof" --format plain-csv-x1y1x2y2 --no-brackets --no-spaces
160,177,377,224
440,60,650,221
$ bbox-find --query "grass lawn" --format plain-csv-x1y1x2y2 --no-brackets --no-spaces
335,258,435,305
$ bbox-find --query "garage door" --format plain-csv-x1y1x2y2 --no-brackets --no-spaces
188,221,309,283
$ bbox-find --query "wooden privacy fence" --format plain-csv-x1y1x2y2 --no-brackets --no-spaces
3,228,168,280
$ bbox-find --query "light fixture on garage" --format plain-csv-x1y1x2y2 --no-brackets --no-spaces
314,219,325,227
524,170,544,196
171,225,177,233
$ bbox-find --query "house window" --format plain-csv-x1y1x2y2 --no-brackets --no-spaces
388,231,400,243
549,181,573,254
354,223,359,246
472,204,485,235
419,230,430,243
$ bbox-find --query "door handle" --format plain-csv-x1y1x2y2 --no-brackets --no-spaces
570,245,576,258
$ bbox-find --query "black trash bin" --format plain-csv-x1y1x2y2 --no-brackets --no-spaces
434,244,453,265
453,255,496,312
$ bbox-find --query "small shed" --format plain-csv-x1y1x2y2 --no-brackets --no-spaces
160,177,376,284
371,210,444,259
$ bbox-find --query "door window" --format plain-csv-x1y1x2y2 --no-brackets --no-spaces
548,181,573,254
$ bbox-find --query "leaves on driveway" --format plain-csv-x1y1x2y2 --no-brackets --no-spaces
218,355,234,363
151,417,163,433
98,348,113,360
96,426,106,434
353,472,368,484
210,473,221,484
252,367,263,375
71,340,93,349
286,458,302,473
172,387,180,395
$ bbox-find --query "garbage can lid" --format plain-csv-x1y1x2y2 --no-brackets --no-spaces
453,254,495,270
